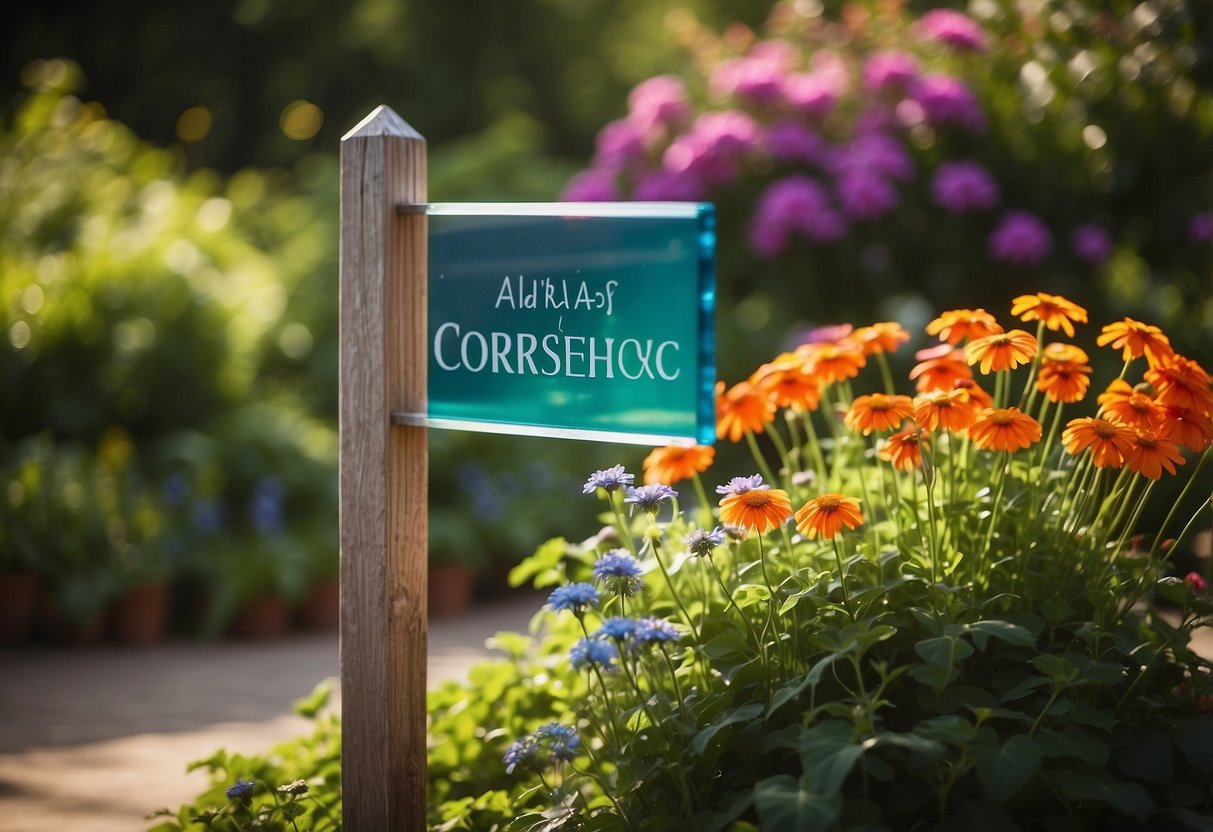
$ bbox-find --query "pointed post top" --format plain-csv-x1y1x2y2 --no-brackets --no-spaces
342,105,424,141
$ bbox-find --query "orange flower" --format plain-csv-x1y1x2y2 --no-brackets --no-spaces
852,322,911,356
1062,417,1136,468
964,329,1039,374
952,378,994,409
794,493,864,540
845,393,914,435
1125,431,1185,480
1160,404,1213,453
1037,361,1093,404
1041,342,1090,364
1144,354,1213,416
879,428,927,471
797,341,866,386
719,488,793,533
1096,318,1174,367
716,380,777,442
1096,379,1164,432
643,445,715,485
926,308,1004,344
914,388,978,432
1010,292,1088,338
751,358,821,411
969,407,1042,452
909,344,972,392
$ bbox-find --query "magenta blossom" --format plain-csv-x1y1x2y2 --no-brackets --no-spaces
628,75,691,134
836,172,899,221
911,74,987,133
863,51,919,93
1188,212,1213,243
1184,571,1207,594
782,72,839,118
711,40,798,105
931,161,1000,214
988,211,1053,267
632,169,703,201
750,176,847,256
593,119,647,171
1070,223,1113,263
663,110,760,187
562,168,619,202
764,121,827,166
834,132,914,182
916,9,989,52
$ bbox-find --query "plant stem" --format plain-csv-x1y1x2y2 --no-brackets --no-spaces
745,429,779,490
650,538,699,642
832,537,856,621
1148,447,1211,559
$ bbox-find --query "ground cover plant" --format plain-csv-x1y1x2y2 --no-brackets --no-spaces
159,293,1213,830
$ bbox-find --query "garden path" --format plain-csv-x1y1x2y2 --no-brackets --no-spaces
0,592,541,832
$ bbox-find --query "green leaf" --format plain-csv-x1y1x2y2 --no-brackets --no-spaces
1036,726,1110,767
973,732,1042,801
875,730,946,761
1030,653,1080,686
1051,766,1154,820
998,674,1050,703
733,583,771,609
292,678,334,718
917,715,977,746
908,662,960,690
965,619,1036,650
915,635,975,668
1174,717,1213,774
1116,727,1174,784
753,775,843,832
691,703,764,756
799,720,866,793
508,537,570,588
696,789,754,832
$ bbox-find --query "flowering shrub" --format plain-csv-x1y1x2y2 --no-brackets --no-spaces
564,2,1213,375
487,293,1213,830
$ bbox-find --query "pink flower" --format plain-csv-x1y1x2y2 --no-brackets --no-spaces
663,111,760,187
1070,223,1113,263
863,51,919,92
628,75,691,134
562,168,619,202
988,211,1053,267
1188,212,1213,243
931,161,1000,214
593,119,647,170
783,72,839,117
833,132,914,182
711,40,798,105
911,74,987,133
749,175,847,256
916,9,989,52
1184,571,1207,594
632,169,703,201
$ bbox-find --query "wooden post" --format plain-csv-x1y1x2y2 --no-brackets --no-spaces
339,105,427,830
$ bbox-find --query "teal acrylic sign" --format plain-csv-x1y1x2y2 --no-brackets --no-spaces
414,203,716,446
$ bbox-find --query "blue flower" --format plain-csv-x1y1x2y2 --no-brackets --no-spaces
634,617,681,647
595,616,639,642
548,582,600,614
593,549,642,580
715,474,768,495
624,483,678,513
250,476,285,535
583,464,635,494
503,737,538,774
570,637,619,671
161,473,189,506
226,777,256,806
685,527,725,557
192,499,225,533
536,723,581,762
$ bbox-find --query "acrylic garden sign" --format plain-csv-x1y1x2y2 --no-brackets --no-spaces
338,106,715,830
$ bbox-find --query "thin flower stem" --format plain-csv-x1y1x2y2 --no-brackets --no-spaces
922,434,943,585
609,496,639,558
710,556,763,654
876,351,897,396
1157,492,1213,567
577,617,624,749
801,411,830,494
745,429,779,491
831,537,856,621
1148,447,1211,559
660,644,689,721
756,534,785,668
691,472,713,529
981,452,1011,569
765,418,796,494
569,764,630,827
1019,320,1047,411
650,538,700,642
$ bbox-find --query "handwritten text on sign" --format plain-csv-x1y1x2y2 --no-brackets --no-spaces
424,204,716,445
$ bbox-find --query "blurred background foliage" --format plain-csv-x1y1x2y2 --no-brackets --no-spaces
1,0,1211,638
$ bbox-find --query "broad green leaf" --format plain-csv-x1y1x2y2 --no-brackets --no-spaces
915,635,975,668
1051,766,1154,820
753,775,843,832
696,789,754,832
691,703,764,756
733,583,772,609
1174,716,1213,774
997,674,1050,703
875,730,946,761
917,715,977,746
965,619,1036,650
908,662,960,690
1029,654,1079,686
1036,726,1110,767
973,732,1041,801
1115,727,1173,784
799,720,866,793
508,537,569,588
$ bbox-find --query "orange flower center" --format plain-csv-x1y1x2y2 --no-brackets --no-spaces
816,495,842,511
990,411,1015,426
1093,421,1117,439
990,334,1012,347
1137,435,1157,449
741,491,774,508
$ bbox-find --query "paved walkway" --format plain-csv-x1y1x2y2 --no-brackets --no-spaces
0,593,542,832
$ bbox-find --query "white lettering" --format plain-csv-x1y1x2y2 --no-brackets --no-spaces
565,336,586,377
588,337,614,379
517,332,538,375
656,341,680,380
494,276,516,309
434,322,462,371
491,331,513,374
461,330,488,372
541,334,561,376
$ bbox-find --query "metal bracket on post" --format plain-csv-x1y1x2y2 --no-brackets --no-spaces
339,105,428,831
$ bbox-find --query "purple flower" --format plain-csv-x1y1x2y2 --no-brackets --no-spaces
628,75,691,134
569,637,618,671
764,121,827,166
716,474,767,495
912,75,987,133
685,527,725,557
562,168,619,202
594,118,647,170
583,465,634,494
800,323,854,345
593,550,643,581
503,736,538,773
549,582,600,614
535,723,581,762
750,175,847,256
250,476,284,536
624,483,678,513
664,111,760,187
988,211,1054,267
916,9,989,52
863,51,919,93
931,161,1000,215
834,132,914,182
1188,212,1213,243
226,778,256,806
1071,223,1113,263
192,499,225,533
836,172,899,221
783,72,839,118
633,617,681,646
711,40,798,105
632,168,703,201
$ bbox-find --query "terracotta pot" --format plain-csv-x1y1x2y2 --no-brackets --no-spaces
32,587,108,644
231,595,291,639
298,579,340,631
0,571,39,645
428,562,476,618
109,583,172,645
